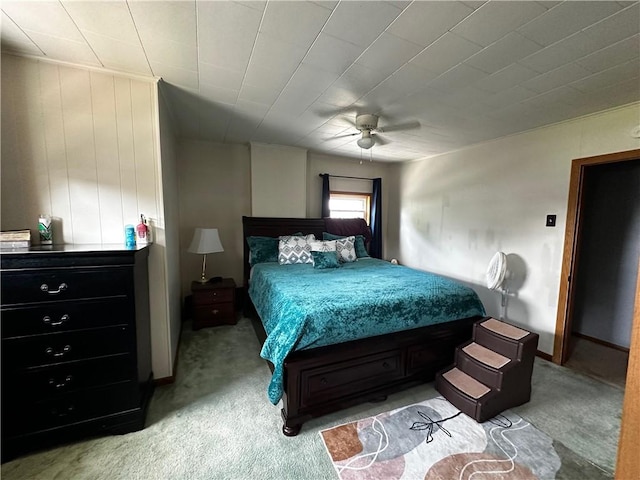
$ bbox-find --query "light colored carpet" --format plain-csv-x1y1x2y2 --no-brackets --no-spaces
2,317,622,479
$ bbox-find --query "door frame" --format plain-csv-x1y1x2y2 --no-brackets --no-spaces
551,148,640,479
553,148,640,364
616,255,640,478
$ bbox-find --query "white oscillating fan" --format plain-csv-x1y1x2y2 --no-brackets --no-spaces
486,252,509,319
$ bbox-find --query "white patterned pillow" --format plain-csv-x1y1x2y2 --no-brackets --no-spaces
308,240,337,252
278,234,315,265
335,236,357,263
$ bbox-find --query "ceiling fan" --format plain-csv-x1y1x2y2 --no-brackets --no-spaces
330,114,420,149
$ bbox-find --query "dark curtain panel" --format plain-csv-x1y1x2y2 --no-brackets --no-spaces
370,178,382,259
321,174,331,218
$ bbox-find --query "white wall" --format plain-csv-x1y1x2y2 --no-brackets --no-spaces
306,152,394,258
392,103,640,355
157,81,183,374
250,143,307,217
175,146,397,293
1,54,177,379
177,140,251,294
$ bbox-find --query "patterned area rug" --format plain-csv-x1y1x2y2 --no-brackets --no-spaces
320,396,610,480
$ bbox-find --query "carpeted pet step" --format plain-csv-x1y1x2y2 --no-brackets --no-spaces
436,316,540,423
473,318,538,361
441,367,490,399
463,342,510,369
436,366,498,422
455,341,512,389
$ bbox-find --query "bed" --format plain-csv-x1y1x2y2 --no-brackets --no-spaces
242,216,486,436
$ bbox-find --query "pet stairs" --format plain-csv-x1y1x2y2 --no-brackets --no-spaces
436,317,539,422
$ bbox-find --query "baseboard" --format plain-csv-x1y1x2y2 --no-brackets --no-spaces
536,350,553,361
154,322,183,386
573,332,630,353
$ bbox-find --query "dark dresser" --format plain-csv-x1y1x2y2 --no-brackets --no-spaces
1,245,154,461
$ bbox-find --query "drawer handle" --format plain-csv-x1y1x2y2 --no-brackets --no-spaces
48,375,73,389
43,314,70,326
51,404,75,417
212,309,219,315
40,282,68,294
45,345,71,357
320,377,328,384
212,292,217,297
382,362,391,369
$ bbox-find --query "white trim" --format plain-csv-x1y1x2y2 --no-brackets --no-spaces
1,51,160,84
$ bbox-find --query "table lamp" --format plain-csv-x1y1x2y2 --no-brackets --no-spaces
188,228,224,283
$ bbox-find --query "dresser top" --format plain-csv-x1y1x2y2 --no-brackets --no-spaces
1,244,149,269
1,244,149,254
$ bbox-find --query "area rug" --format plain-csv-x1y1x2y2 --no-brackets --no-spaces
320,396,610,480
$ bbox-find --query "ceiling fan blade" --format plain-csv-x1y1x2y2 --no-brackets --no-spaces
376,120,421,133
373,133,389,146
326,131,360,140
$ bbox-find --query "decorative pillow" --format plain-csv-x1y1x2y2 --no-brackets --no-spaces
312,250,341,269
308,240,337,252
278,234,315,265
323,232,369,258
335,236,357,263
247,236,279,266
247,232,304,266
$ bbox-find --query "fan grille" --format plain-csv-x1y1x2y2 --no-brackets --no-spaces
486,252,507,290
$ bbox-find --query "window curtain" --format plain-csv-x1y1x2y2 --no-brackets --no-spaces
370,178,382,259
321,174,330,218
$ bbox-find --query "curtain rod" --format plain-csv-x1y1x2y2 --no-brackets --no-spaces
319,173,374,181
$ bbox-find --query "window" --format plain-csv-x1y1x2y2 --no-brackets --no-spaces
329,192,371,224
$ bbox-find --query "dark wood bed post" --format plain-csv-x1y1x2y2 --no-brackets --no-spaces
242,216,481,436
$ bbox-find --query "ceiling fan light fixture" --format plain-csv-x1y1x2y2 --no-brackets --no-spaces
357,134,374,149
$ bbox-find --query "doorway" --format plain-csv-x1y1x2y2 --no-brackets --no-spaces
552,148,640,478
553,149,639,364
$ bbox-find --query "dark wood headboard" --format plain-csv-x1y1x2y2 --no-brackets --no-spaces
242,216,326,286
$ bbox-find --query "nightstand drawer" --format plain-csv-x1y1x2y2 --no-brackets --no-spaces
2,298,129,338
192,288,233,305
3,326,131,369
2,267,130,306
194,303,235,321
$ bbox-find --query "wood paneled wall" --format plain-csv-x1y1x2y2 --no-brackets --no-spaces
1,55,159,243
1,54,178,380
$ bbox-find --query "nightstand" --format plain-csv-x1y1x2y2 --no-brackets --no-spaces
191,278,237,330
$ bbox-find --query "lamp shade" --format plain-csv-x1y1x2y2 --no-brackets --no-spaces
187,228,224,254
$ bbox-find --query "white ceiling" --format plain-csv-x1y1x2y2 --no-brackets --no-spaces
2,1,639,162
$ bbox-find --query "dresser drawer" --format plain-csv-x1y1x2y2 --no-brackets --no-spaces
1,267,130,305
3,354,133,403
2,383,138,436
2,326,131,369
299,351,403,408
192,287,234,305
2,298,129,338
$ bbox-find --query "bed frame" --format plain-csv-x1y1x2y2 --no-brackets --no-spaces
242,216,482,436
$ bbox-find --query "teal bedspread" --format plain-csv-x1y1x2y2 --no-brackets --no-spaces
248,258,486,404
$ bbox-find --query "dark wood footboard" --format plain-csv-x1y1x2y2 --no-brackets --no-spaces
242,216,481,435
249,300,480,435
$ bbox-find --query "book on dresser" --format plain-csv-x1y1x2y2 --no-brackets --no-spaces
0,244,154,462
0,229,31,249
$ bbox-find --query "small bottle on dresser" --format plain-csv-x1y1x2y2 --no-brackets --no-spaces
136,214,148,245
